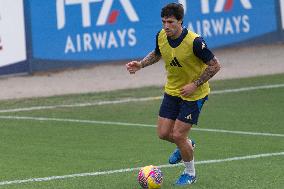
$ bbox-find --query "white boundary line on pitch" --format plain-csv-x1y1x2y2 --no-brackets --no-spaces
0,115,283,137
0,151,284,186
0,84,283,113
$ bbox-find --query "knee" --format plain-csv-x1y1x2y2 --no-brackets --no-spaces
158,131,171,141
172,132,184,144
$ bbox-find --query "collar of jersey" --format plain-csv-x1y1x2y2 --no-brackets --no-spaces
167,28,188,48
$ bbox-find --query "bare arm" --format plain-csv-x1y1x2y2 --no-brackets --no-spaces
180,56,221,97
140,50,161,68
194,56,221,87
126,50,161,74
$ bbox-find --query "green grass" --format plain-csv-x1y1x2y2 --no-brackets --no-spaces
0,74,283,189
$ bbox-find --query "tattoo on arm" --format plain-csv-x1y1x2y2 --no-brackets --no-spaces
194,57,221,87
140,51,161,68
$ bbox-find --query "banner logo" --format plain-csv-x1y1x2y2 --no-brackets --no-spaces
56,0,139,30
179,0,252,14
178,0,253,38
52,0,140,55
200,0,252,14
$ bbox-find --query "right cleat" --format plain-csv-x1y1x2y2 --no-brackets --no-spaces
174,173,197,186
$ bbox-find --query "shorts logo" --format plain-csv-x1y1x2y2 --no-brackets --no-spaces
185,114,192,120
201,42,206,49
170,57,182,67
56,0,139,30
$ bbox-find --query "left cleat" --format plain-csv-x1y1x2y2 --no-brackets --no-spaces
168,139,195,164
174,173,197,186
169,148,182,164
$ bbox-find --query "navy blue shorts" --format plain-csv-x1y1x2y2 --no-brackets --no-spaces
159,93,208,125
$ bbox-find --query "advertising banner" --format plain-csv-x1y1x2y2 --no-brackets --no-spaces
0,0,27,67
29,0,278,61
29,0,162,61
181,0,277,47
281,0,284,30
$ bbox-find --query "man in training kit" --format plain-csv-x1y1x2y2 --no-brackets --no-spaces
126,3,221,186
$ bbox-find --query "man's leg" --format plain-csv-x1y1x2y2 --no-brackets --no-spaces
169,97,207,163
172,119,197,185
172,120,194,163
157,116,175,143
157,93,181,143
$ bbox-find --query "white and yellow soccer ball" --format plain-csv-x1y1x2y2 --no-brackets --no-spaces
137,165,163,189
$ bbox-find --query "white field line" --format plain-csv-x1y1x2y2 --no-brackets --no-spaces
0,151,284,186
0,84,283,113
210,83,284,94
0,115,284,137
0,96,162,113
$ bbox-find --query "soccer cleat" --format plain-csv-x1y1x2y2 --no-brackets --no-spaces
168,148,181,164
175,173,197,186
168,139,195,164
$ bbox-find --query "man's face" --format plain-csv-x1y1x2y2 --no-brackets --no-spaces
162,16,182,38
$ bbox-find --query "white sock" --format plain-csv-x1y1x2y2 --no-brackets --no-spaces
184,159,195,176
187,139,195,150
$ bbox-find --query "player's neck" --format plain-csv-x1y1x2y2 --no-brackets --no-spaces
170,27,183,40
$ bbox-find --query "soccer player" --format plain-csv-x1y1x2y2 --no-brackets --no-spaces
126,3,221,186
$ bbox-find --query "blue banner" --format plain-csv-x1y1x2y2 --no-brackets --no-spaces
181,0,277,48
29,0,277,61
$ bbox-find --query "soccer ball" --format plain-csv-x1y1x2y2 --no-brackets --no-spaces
137,165,163,189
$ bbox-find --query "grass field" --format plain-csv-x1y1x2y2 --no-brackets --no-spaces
0,74,283,189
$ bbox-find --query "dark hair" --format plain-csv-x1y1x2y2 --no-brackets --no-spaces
161,3,184,21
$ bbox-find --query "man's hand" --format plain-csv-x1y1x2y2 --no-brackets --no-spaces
180,82,197,97
126,61,142,74
126,51,161,74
